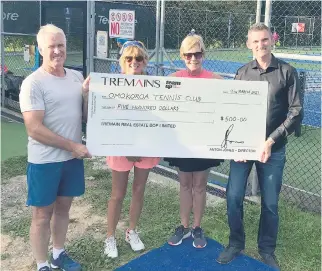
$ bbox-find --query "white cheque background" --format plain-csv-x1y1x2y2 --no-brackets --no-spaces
86,73,268,160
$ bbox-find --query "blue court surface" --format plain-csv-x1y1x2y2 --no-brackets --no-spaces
161,59,320,75
115,238,276,271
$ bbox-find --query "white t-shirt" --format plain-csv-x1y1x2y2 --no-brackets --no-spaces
19,67,84,164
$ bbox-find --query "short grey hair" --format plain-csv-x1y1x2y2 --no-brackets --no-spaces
248,23,272,39
37,24,66,49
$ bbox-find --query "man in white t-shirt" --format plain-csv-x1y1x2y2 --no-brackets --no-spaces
19,24,91,271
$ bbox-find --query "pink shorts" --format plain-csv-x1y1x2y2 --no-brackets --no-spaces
106,156,160,172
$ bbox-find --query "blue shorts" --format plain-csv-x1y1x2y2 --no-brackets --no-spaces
26,158,85,207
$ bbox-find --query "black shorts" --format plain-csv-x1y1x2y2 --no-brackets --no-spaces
164,158,223,172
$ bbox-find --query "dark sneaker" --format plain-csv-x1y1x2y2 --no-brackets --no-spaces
216,246,242,264
51,251,81,271
38,267,51,271
192,227,207,248
259,252,280,270
168,225,191,246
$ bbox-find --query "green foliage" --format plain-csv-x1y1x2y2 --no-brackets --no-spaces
208,39,224,49
4,36,36,52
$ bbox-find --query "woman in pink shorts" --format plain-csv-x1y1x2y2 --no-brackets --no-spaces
104,41,160,258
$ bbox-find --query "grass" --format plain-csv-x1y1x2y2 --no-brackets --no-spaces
1,155,27,182
1,156,321,271
1,119,28,161
1,253,10,261
284,127,321,194
1,215,31,239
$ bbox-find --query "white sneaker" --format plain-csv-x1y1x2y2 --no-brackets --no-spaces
125,229,145,251
104,236,118,258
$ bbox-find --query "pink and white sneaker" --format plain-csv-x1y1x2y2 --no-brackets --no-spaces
125,229,145,252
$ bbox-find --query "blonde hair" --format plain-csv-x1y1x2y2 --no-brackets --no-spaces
180,34,206,59
119,41,149,73
248,23,272,39
37,24,66,50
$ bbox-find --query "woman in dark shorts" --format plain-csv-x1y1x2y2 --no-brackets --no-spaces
165,32,223,249
166,158,222,173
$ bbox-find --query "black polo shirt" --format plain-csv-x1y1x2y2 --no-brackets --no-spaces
235,54,303,151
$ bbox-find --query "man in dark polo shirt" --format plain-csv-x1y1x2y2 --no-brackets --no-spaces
216,23,302,270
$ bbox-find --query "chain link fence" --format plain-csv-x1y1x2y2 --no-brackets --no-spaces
2,34,37,111
270,1,321,50
2,0,41,112
159,1,261,78
267,1,321,211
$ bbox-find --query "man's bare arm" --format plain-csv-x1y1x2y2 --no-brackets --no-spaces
23,110,91,158
82,76,90,122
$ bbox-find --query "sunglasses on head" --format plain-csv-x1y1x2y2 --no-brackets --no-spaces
122,41,144,49
120,40,145,55
125,55,144,62
183,52,203,60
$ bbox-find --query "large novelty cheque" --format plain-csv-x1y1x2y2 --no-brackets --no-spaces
86,73,268,160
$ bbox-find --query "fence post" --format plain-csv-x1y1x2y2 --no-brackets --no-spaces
1,0,5,107
256,0,262,23
294,71,306,137
154,0,161,76
296,16,299,48
39,0,42,28
177,8,181,48
264,0,272,27
159,0,165,75
87,0,95,75
227,12,232,48
311,16,315,48
283,17,286,47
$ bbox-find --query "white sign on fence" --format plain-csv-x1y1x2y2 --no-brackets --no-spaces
23,45,30,62
291,22,305,33
109,9,135,39
96,31,108,58
86,73,268,161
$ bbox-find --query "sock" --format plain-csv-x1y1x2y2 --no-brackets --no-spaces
37,261,49,270
53,247,65,260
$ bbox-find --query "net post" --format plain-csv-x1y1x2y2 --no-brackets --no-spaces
295,71,306,137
